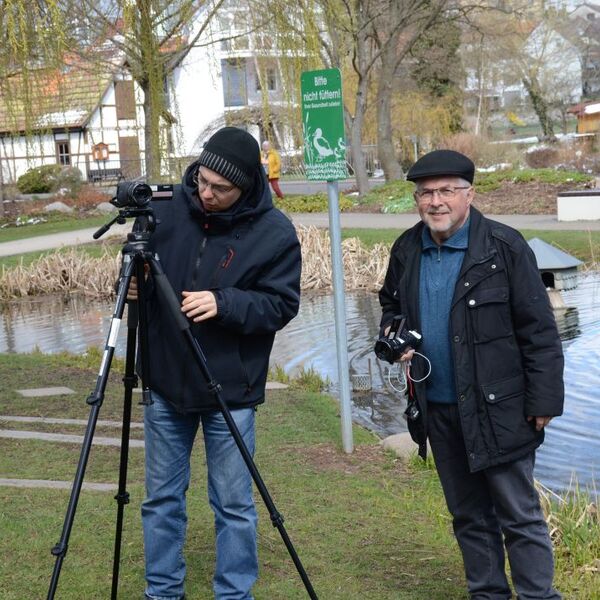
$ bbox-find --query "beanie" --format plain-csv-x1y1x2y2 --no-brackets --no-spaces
197,127,260,191
407,149,475,184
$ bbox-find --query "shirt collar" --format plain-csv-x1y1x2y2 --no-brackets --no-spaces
422,216,470,251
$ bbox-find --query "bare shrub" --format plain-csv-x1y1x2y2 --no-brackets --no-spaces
0,247,120,300
297,226,390,292
439,133,522,168
525,145,560,168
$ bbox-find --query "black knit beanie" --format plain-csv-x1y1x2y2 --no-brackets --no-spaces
197,127,260,191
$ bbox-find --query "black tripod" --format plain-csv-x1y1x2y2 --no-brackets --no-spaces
47,205,318,599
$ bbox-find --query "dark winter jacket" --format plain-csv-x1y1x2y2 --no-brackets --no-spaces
379,207,564,472
139,163,301,413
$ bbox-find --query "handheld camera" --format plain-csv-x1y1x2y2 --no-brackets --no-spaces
374,315,422,364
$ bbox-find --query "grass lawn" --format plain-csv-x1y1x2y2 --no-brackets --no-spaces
0,214,108,243
0,351,467,600
343,228,600,267
0,345,598,598
0,239,121,270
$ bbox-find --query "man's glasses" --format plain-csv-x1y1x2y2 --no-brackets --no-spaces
415,186,471,203
193,170,236,197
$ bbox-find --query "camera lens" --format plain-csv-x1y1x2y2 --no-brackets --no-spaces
374,339,395,363
113,181,153,208
128,182,153,206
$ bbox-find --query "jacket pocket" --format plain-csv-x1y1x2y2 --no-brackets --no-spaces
467,286,512,343
481,373,535,453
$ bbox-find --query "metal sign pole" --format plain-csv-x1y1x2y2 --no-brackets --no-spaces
326,180,353,454
301,67,354,453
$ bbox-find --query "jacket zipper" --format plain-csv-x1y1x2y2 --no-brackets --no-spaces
190,236,208,291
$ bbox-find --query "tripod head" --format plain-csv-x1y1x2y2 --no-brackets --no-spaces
93,181,173,241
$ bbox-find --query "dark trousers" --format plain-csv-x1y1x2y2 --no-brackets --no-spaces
427,402,561,600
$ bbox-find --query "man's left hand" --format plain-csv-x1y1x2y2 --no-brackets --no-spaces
527,415,553,431
181,290,218,322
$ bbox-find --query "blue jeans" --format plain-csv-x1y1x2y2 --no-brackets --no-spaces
142,392,258,600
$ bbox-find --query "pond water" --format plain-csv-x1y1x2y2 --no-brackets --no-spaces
1,273,599,498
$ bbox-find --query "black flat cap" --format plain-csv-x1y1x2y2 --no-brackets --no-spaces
406,149,475,184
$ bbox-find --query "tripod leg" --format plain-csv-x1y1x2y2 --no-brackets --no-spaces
110,298,138,600
147,256,319,600
47,256,136,600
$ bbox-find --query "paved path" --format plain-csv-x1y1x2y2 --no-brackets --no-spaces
1,213,599,258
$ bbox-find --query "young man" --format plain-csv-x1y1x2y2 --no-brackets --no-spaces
131,127,301,600
379,149,564,599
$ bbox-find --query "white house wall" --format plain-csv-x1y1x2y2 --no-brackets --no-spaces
1,130,88,182
172,41,225,157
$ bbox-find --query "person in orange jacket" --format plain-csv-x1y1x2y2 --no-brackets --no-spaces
261,140,284,199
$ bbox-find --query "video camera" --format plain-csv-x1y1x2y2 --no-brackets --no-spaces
111,181,174,209
374,315,422,364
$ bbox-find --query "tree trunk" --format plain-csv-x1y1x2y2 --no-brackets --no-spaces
522,76,555,141
0,157,5,218
139,1,163,179
350,73,370,196
376,46,404,182
142,79,162,180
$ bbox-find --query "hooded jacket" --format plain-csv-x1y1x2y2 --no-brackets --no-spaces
379,207,564,472
139,163,301,413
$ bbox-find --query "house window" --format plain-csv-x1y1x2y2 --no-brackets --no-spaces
56,141,71,165
256,68,277,92
266,68,277,91
221,59,247,107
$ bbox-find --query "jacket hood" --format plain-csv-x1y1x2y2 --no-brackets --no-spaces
181,159,273,228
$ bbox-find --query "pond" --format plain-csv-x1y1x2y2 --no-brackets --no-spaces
1,272,599,498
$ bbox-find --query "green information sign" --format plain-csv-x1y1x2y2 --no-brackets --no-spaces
300,68,347,181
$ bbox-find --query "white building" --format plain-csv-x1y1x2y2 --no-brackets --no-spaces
0,3,297,185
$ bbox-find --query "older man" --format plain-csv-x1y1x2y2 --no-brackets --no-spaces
379,149,564,599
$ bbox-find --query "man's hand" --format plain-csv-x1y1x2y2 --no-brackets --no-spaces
527,415,553,431
181,290,218,322
127,265,150,301
127,276,139,301
383,325,414,362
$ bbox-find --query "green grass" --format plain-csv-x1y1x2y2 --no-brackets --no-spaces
0,214,107,243
1,351,598,598
342,229,600,267
0,240,121,269
474,168,595,194
355,169,595,211
0,351,468,600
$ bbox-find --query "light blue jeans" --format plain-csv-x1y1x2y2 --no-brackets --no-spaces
142,392,258,600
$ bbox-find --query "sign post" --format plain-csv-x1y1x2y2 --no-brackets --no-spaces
301,68,353,454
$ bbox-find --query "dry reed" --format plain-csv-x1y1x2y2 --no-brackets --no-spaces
297,226,390,292
0,227,393,300
0,247,121,300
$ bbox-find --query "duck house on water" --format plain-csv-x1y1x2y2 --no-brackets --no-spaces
527,237,583,311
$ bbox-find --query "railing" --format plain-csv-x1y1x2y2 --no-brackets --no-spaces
281,144,380,178
87,146,383,187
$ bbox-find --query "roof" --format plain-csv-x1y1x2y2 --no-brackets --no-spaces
527,238,583,270
0,59,115,134
567,101,600,116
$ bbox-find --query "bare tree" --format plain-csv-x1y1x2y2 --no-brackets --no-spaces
0,1,70,215
462,4,582,142
56,0,228,178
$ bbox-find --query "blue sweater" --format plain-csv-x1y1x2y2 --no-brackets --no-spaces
418,219,470,404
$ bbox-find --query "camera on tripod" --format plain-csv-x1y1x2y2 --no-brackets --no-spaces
374,314,422,364
112,181,174,208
